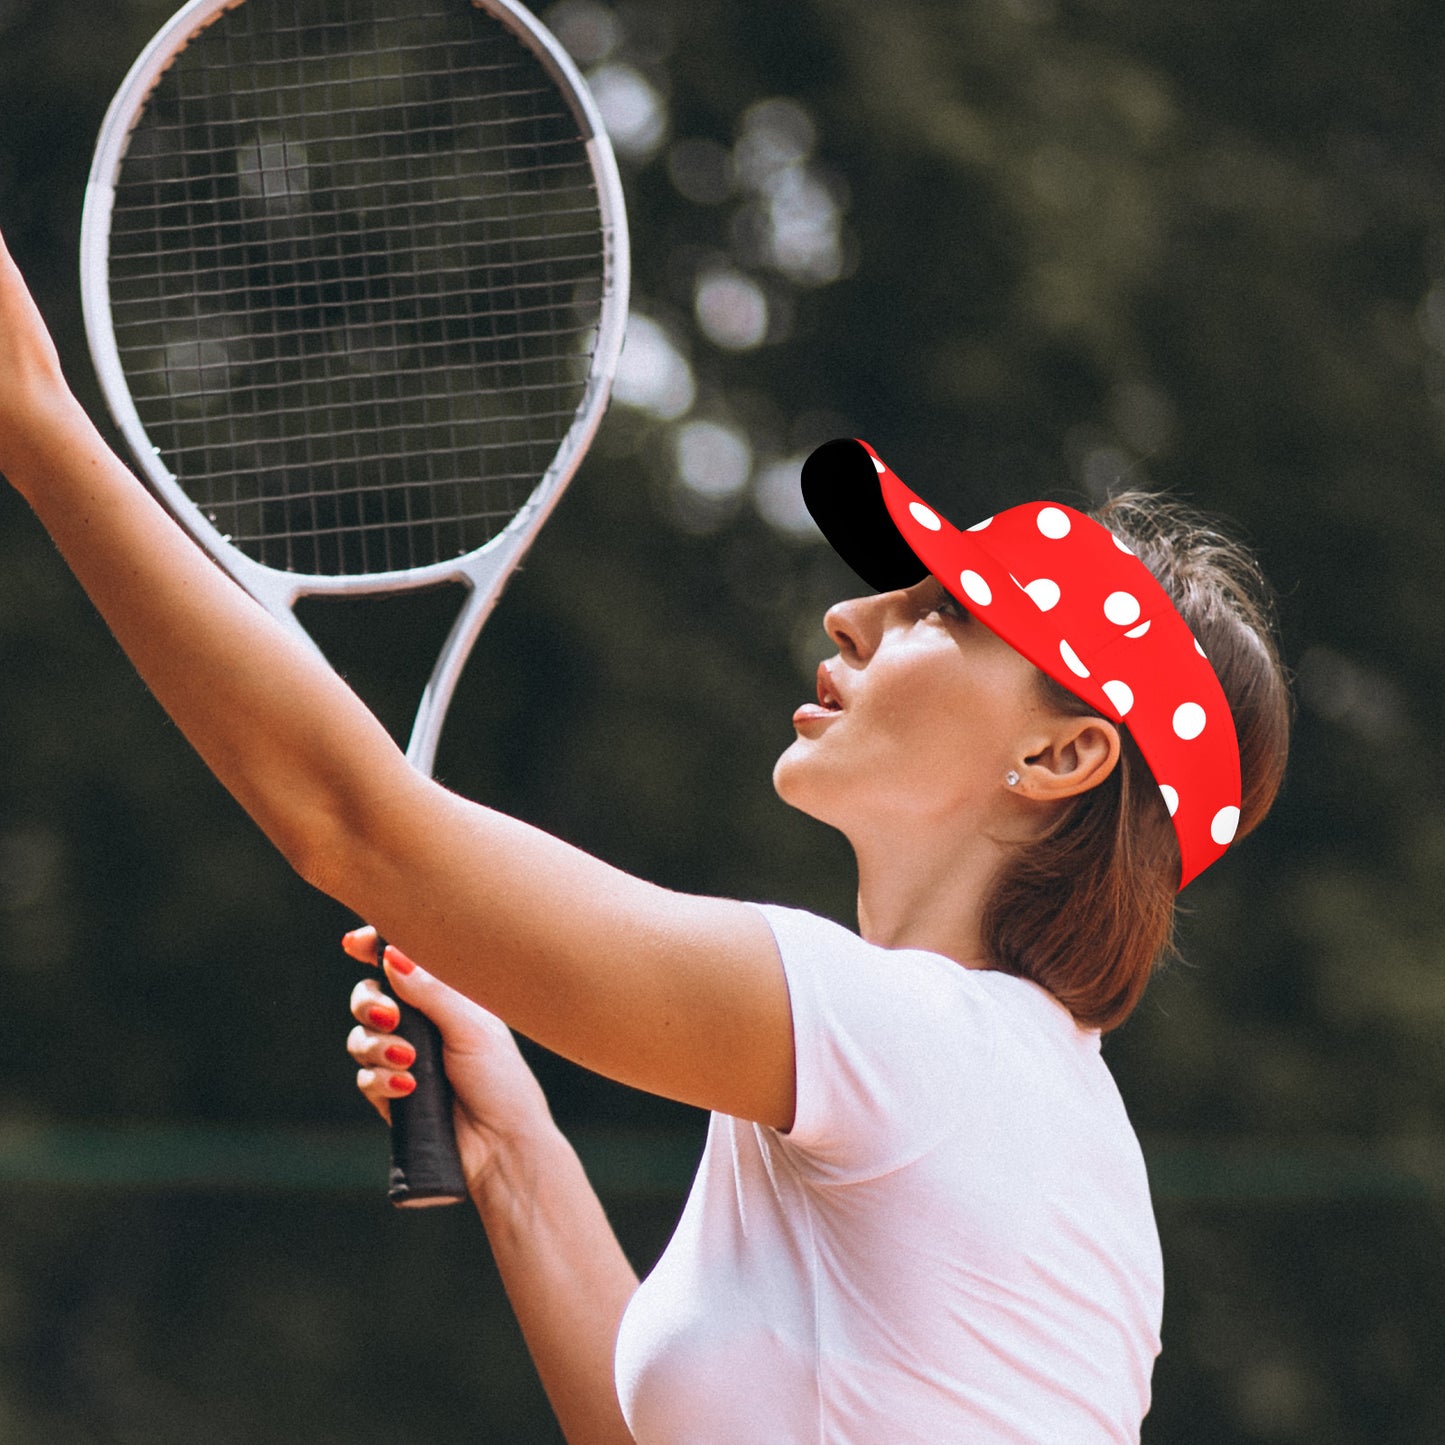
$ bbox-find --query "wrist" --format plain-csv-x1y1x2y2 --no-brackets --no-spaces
468,1114,580,1229
3,389,108,505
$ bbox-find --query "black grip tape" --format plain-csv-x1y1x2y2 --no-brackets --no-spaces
378,938,468,1207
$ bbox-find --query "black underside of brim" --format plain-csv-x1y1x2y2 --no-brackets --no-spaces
801,439,931,592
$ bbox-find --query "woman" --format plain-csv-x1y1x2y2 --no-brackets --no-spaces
0,227,1288,1442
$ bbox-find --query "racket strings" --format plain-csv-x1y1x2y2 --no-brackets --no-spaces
107,0,605,577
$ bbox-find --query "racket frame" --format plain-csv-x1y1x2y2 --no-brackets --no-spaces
78,0,630,1196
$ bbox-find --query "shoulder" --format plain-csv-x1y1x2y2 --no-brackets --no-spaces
751,904,1034,1177
753,902,1067,1041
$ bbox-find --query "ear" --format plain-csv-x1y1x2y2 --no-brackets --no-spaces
1018,716,1121,801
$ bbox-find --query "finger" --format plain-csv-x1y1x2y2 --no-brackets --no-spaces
349,977,400,1032
378,946,498,1038
357,1065,417,1107
347,1022,417,1071
356,1063,391,1124
341,924,379,965
355,1064,416,1125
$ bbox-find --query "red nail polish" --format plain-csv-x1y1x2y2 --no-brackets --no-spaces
383,945,416,976
368,1005,397,1030
384,1045,414,1067
390,1074,416,1095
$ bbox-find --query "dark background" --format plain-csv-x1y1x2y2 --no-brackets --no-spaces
2,0,1443,1440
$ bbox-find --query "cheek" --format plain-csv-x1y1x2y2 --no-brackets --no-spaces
772,644,1030,812
855,681,986,799
886,661,1030,782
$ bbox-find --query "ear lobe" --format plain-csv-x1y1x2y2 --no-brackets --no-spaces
1022,718,1121,800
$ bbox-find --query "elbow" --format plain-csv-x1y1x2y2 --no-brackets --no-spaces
272,765,428,914
268,798,358,902
282,822,351,901
242,763,373,904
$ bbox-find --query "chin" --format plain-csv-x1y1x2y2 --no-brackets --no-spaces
771,742,800,801
772,741,840,827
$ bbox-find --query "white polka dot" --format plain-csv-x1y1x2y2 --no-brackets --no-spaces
1023,577,1061,612
1124,620,1151,639
1195,637,1207,658
1037,506,1071,539
1211,805,1240,845
1101,679,1134,716
871,454,886,473
1104,590,1141,626
908,501,942,531
1159,784,1179,817
1173,702,1207,740
1112,534,1135,555
959,569,992,606
1059,639,1090,678
967,516,992,531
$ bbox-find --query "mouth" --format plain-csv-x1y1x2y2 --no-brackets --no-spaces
793,663,845,729
815,662,844,712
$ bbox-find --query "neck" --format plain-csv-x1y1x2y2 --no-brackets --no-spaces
849,815,1008,968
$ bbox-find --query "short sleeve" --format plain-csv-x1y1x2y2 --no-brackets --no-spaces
754,903,997,1184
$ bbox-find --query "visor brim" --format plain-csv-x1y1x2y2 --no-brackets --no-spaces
801,439,930,593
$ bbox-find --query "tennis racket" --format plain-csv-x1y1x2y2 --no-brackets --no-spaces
79,0,629,1206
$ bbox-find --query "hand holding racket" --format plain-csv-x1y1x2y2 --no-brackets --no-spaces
343,928,558,1201
79,0,629,1205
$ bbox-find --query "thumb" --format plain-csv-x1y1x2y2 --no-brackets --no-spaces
380,945,490,1044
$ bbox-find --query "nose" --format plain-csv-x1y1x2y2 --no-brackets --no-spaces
824,591,890,663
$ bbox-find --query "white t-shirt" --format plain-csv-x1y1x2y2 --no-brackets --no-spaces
613,904,1163,1444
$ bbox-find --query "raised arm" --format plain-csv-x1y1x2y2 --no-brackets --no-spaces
0,228,796,1129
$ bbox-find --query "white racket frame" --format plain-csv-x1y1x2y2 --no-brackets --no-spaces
80,0,630,775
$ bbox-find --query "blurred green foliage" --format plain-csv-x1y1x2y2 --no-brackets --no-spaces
2,0,1444,1440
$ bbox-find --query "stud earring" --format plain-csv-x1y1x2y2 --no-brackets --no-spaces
1005,769,1021,787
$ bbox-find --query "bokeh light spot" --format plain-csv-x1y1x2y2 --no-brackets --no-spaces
695,268,769,351
588,63,666,162
613,314,695,420
753,455,822,539
675,419,753,500
543,0,621,65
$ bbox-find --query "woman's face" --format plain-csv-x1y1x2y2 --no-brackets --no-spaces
773,576,1054,835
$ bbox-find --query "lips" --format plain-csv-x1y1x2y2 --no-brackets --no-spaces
792,662,845,730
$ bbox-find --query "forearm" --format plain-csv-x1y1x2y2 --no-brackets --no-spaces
4,388,410,876
475,1124,639,1445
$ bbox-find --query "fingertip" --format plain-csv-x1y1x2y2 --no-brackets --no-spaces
363,1067,416,1096
349,976,392,1024
382,944,416,976
342,925,379,964
367,1003,400,1032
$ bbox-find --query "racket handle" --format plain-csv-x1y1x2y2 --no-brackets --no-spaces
377,938,468,1208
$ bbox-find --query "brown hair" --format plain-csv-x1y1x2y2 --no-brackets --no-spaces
980,492,1292,1031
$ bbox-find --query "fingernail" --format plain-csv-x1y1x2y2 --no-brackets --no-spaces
384,1044,414,1067
383,945,416,976
368,1005,398,1030
390,1074,416,1095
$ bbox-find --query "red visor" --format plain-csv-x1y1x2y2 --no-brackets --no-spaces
802,438,1242,889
